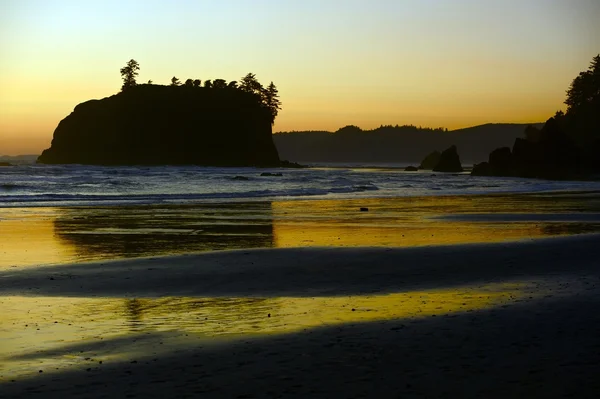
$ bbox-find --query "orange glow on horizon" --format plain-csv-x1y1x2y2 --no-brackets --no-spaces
0,89,561,155
1,1,597,155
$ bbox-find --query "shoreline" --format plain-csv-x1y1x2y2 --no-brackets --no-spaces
2,190,600,270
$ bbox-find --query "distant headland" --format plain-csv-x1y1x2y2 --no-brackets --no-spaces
472,55,600,180
38,60,292,167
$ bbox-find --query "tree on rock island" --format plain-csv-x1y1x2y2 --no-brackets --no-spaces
239,73,263,94
212,79,228,89
120,59,140,91
116,62,282,125
263,82,282,124
238,73,282,125
565,55,599,113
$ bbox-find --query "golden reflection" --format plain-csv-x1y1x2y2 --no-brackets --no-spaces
51,203,275,264
1,193,599,269
270,196,600,248
0,279,554,380
0,208,76,269
272,221,547,248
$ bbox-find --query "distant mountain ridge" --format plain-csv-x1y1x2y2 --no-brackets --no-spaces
0,154,38,165
273,123,543,165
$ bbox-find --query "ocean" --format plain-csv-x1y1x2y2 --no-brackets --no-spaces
2,164,600,208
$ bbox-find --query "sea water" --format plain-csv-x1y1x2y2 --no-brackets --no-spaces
2,164,599,208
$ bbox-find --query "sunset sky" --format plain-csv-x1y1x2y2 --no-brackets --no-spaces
1,0,599,155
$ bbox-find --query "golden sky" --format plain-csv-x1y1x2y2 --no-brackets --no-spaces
1,0,599,155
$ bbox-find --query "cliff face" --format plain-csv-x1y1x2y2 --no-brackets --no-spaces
38,85,281,166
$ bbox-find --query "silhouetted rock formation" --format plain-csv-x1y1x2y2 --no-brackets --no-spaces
419,151,441,170
279,160,305,168
404,166,418,171
0,162,12,166
433,145,463,172
274,124,541,164
38,85,282,166
471,147,513,176
472,117,594,179
260,172,283,176
473,55,600,180
489,147,514,170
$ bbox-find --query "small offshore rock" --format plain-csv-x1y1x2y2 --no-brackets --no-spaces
260,172,283,177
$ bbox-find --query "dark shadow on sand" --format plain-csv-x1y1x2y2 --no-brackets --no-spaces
9,333,172,361
3,290,599,398
1,234,599,298
434,212,600,223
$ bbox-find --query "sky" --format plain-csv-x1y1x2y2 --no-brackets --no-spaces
1,0,599,155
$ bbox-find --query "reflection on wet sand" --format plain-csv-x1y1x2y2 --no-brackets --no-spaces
52,203,275,262
0,278,561,380
0,209,76,269
2,192,600,269
271,193,600,247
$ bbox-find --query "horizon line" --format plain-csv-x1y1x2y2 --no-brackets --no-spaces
273,120,545,134
2,120,546,158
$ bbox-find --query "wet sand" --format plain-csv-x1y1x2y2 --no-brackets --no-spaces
2,233,600,398
2,191,600,270
2,192,600,397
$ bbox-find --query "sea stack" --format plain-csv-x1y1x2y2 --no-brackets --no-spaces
432,145,464,172
419,150,441,170
38,84,281,167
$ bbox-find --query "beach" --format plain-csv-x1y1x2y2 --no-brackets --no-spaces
1,191,600,398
